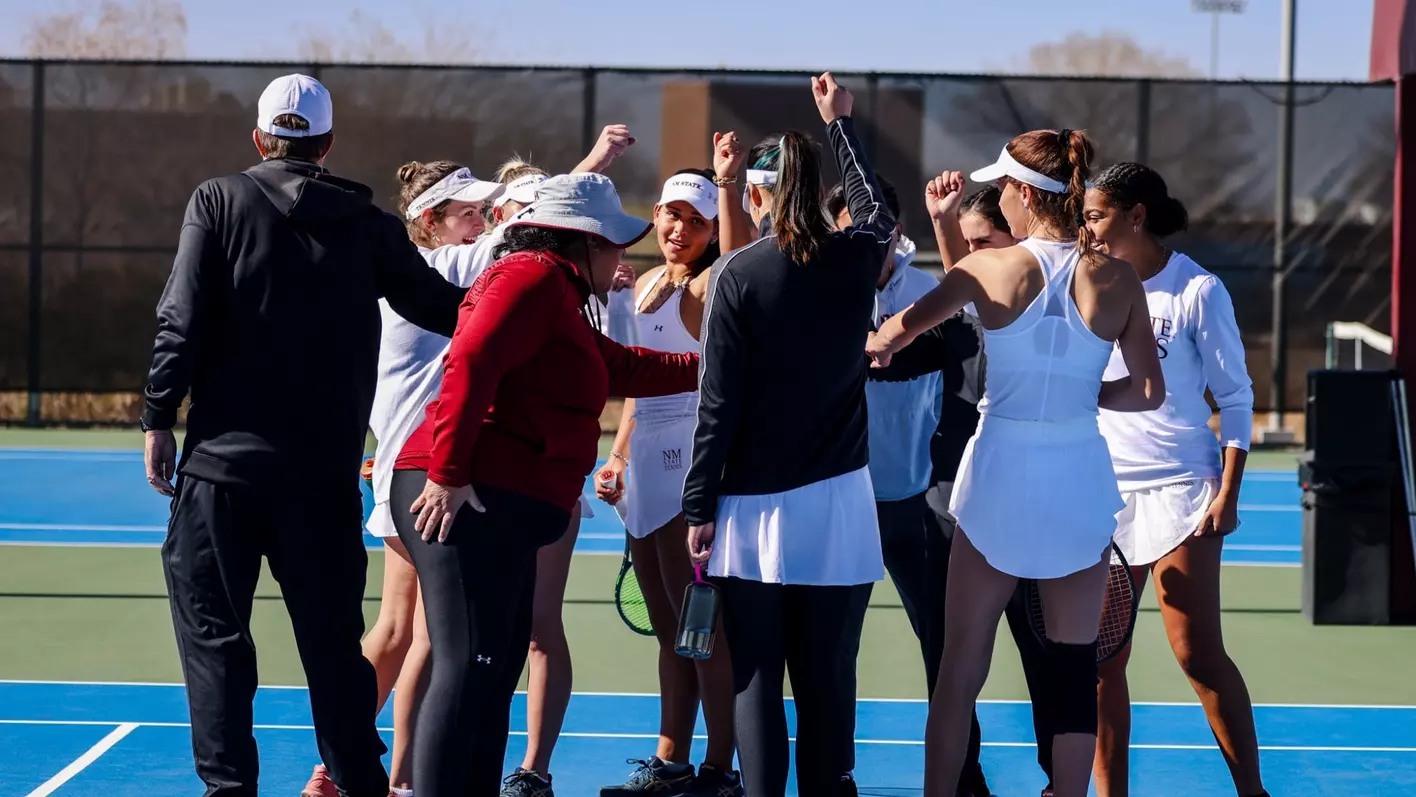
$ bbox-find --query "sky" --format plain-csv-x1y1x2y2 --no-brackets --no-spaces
0,0,1379,82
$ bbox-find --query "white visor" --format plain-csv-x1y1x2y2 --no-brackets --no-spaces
405,168,505,219
494,173,548,209
968,146,1068,193
657,173,719,220
746,169,778,187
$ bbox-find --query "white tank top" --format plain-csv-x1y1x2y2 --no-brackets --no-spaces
977,238,1114,425
633,267,700,420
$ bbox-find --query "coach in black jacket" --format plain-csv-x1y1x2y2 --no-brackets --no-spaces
140,75,464,797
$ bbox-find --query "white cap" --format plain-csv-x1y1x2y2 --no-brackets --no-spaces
494,173,548,208
404,168,505,219
657,173,719,220
968,145,1067,193
257,74,333,138
503,173,651,248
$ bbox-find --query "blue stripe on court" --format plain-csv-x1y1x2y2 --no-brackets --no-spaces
0,449,1303,564
0,682,1411,796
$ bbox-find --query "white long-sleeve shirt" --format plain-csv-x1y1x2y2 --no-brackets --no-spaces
366,241,492,533
1098,252,1253,492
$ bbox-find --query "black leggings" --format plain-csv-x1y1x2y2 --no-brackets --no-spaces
718,576,872,797
391,470,569,797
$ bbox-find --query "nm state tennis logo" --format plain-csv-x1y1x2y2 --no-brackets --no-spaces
662,448,682,471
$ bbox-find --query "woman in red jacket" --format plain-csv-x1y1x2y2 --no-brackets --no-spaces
390,172,700,797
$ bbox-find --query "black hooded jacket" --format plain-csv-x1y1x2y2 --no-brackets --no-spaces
142,157,465,486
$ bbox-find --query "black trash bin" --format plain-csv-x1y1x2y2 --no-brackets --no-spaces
1300,454,1400,625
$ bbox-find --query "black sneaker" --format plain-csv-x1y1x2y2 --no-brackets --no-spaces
685,764,744,797
598,758,696,796
501,768,554,797
839,773,859,797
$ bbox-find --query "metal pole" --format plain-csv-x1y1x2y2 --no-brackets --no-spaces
1264,0,1298,443
26,62,45,427
1135,79,1152,164
1211,12,1221,79
580,68,598,158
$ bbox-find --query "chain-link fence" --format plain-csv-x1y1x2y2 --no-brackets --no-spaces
0,60,1395,424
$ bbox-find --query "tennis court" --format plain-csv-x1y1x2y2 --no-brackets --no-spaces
2,432,1415,795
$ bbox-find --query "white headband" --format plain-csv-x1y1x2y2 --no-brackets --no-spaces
405,168,503,219
968,146,1068,194
746,169,778,187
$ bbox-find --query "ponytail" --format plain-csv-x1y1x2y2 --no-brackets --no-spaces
1060,129,1095,252
772,131,833,264
1005,128,1095,252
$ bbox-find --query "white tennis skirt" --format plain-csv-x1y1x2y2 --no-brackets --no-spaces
622,414,695,539
950,414,1123,579
1112,478,1221,566
709,466,884,586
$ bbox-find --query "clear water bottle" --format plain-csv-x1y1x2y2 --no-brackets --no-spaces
675,565,720,660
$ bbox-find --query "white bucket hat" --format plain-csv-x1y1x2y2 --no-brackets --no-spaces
969,145,1067,193
404,168,505,219
503,173,651,247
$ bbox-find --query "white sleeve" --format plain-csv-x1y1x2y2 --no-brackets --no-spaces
1192,275,1253,451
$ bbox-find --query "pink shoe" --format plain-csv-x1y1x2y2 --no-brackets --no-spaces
301,765,339,797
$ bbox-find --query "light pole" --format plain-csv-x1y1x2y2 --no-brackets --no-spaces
1191,0,1248,79
1263,0,1299,444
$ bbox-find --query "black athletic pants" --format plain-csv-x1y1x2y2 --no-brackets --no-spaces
925,482,1059,789
391,470,569,797
719,576,872,797
162,475,388,797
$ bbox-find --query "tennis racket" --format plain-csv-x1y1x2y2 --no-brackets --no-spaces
1022,542,1139,663
614,533,654,636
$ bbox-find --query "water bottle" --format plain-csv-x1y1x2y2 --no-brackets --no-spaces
675,564,721,660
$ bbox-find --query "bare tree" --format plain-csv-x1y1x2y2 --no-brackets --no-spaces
1002,30,1200,79
23,0,187,60
293,9,485,65
21,0,198,399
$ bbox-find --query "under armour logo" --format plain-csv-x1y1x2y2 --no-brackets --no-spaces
476,655,492,664
654,325,664,332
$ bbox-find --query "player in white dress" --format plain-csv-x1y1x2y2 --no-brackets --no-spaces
595,137,755,797
868,130,1164,797
1085,163,1268,797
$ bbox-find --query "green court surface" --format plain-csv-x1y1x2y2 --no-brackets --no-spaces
3,426,1413,707
3,543,1415,705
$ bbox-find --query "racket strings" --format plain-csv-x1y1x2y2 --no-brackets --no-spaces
615,564,655,636
1096,563,1136,659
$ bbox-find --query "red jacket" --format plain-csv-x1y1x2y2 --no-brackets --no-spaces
396,249,699,512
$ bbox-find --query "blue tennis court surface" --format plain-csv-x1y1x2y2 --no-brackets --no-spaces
0,448,1302,564
2,681,1412,796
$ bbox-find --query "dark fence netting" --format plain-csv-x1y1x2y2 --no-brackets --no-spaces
0,60,1395,423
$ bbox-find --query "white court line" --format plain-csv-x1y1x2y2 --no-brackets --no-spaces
0,680,1411,710
0,719,1409,752
22,721,137,797
0,523,166,533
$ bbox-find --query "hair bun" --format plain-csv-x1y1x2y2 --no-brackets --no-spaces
396,162,423,185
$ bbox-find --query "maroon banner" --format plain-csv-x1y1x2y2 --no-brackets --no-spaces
1373,0,1416,81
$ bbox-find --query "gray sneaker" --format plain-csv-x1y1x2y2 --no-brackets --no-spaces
598,757,696,796
501,768,553,797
